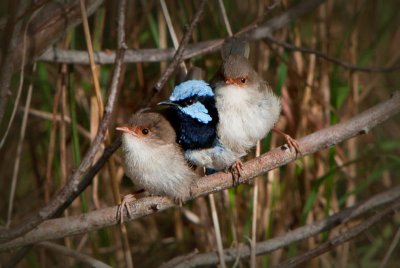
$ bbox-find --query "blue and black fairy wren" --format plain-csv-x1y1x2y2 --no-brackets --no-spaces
116,112,198,203
158,71,241,172
158,79,219,151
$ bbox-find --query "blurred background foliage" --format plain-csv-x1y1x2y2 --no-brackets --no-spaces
0,0,399,267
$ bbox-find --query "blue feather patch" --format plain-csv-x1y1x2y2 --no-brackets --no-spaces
181,102,212,123
170,80,213,101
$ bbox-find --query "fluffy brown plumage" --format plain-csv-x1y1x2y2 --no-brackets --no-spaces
117,112,198,203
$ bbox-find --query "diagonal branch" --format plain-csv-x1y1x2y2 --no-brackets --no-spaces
162,193,400,268
146,0,207,106
0,3,126,243
274,201,400,268
0,91,399,251
0,0,104,126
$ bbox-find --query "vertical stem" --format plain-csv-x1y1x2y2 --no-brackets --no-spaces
251,141,261,268
208,193,226,268
7,64,35,227
218,0,233,36
79,0,104,117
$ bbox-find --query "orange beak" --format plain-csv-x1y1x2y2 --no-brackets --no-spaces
224,77,235,85
116,126,137,136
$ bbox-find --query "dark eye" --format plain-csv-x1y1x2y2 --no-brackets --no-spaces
185,99,195,105
142,128,149,135
241,78,246,83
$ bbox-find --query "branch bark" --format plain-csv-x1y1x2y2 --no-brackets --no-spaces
38,0,326,65
162,194,400,268
147,0,208,106
0,0,104,143
0,91,399,251
0,4,125,242
5,0,104,72
37,242,112,268
274,201,400,268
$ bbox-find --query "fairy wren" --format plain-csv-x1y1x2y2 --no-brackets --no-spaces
212,39,281,157
116,112,198,202
158,70,241,172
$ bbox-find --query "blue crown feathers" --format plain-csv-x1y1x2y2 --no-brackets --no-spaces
170,80,213,101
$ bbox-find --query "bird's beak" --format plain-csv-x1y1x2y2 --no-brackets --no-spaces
224,78,235,85
157,100,178,107
116,126,137,136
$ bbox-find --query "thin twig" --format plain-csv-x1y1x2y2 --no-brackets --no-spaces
212,1,232,266
0,7,127,243
6,64,35,227
21,107,91,139
159,0,187,74
79,0,104,117
1,91,399,250
1,0,104,124
160,0,179,49
108,1,133,268
251,141,261,268
218,0,233,36
378,225,400,268
0,0,22,127
38,0,326,65
0,11,35,149
208,194,226,268
38,242,112,268
264,34,400,73
44,68,63,203
147,0,207,105
56,138,122,216
208,0,232,268
159,188,400,268
274,201,400,268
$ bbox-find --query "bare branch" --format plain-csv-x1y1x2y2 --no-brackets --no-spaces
274,201,400,268
7,0,104,72
146,0,207,106
264,34,400,73
0,0,104,126
162,193,400,268
37,0,326,65
38,242,112,268
0,2,126,242
0,91,399,251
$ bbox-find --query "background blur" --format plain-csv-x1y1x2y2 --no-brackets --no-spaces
0,0,399,267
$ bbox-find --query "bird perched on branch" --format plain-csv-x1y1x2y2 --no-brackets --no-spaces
158,68,241,172
213,38,281,156
158,77,219,151
116,112,198,205
212,38,299,174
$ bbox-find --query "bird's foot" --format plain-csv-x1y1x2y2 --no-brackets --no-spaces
230,160,243,186
272,128,301,157
117,194,137,224
174,197,184,207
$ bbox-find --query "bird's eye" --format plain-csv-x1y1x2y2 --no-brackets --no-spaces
185,99,195,105
141,128,149,135
241,78,246,83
